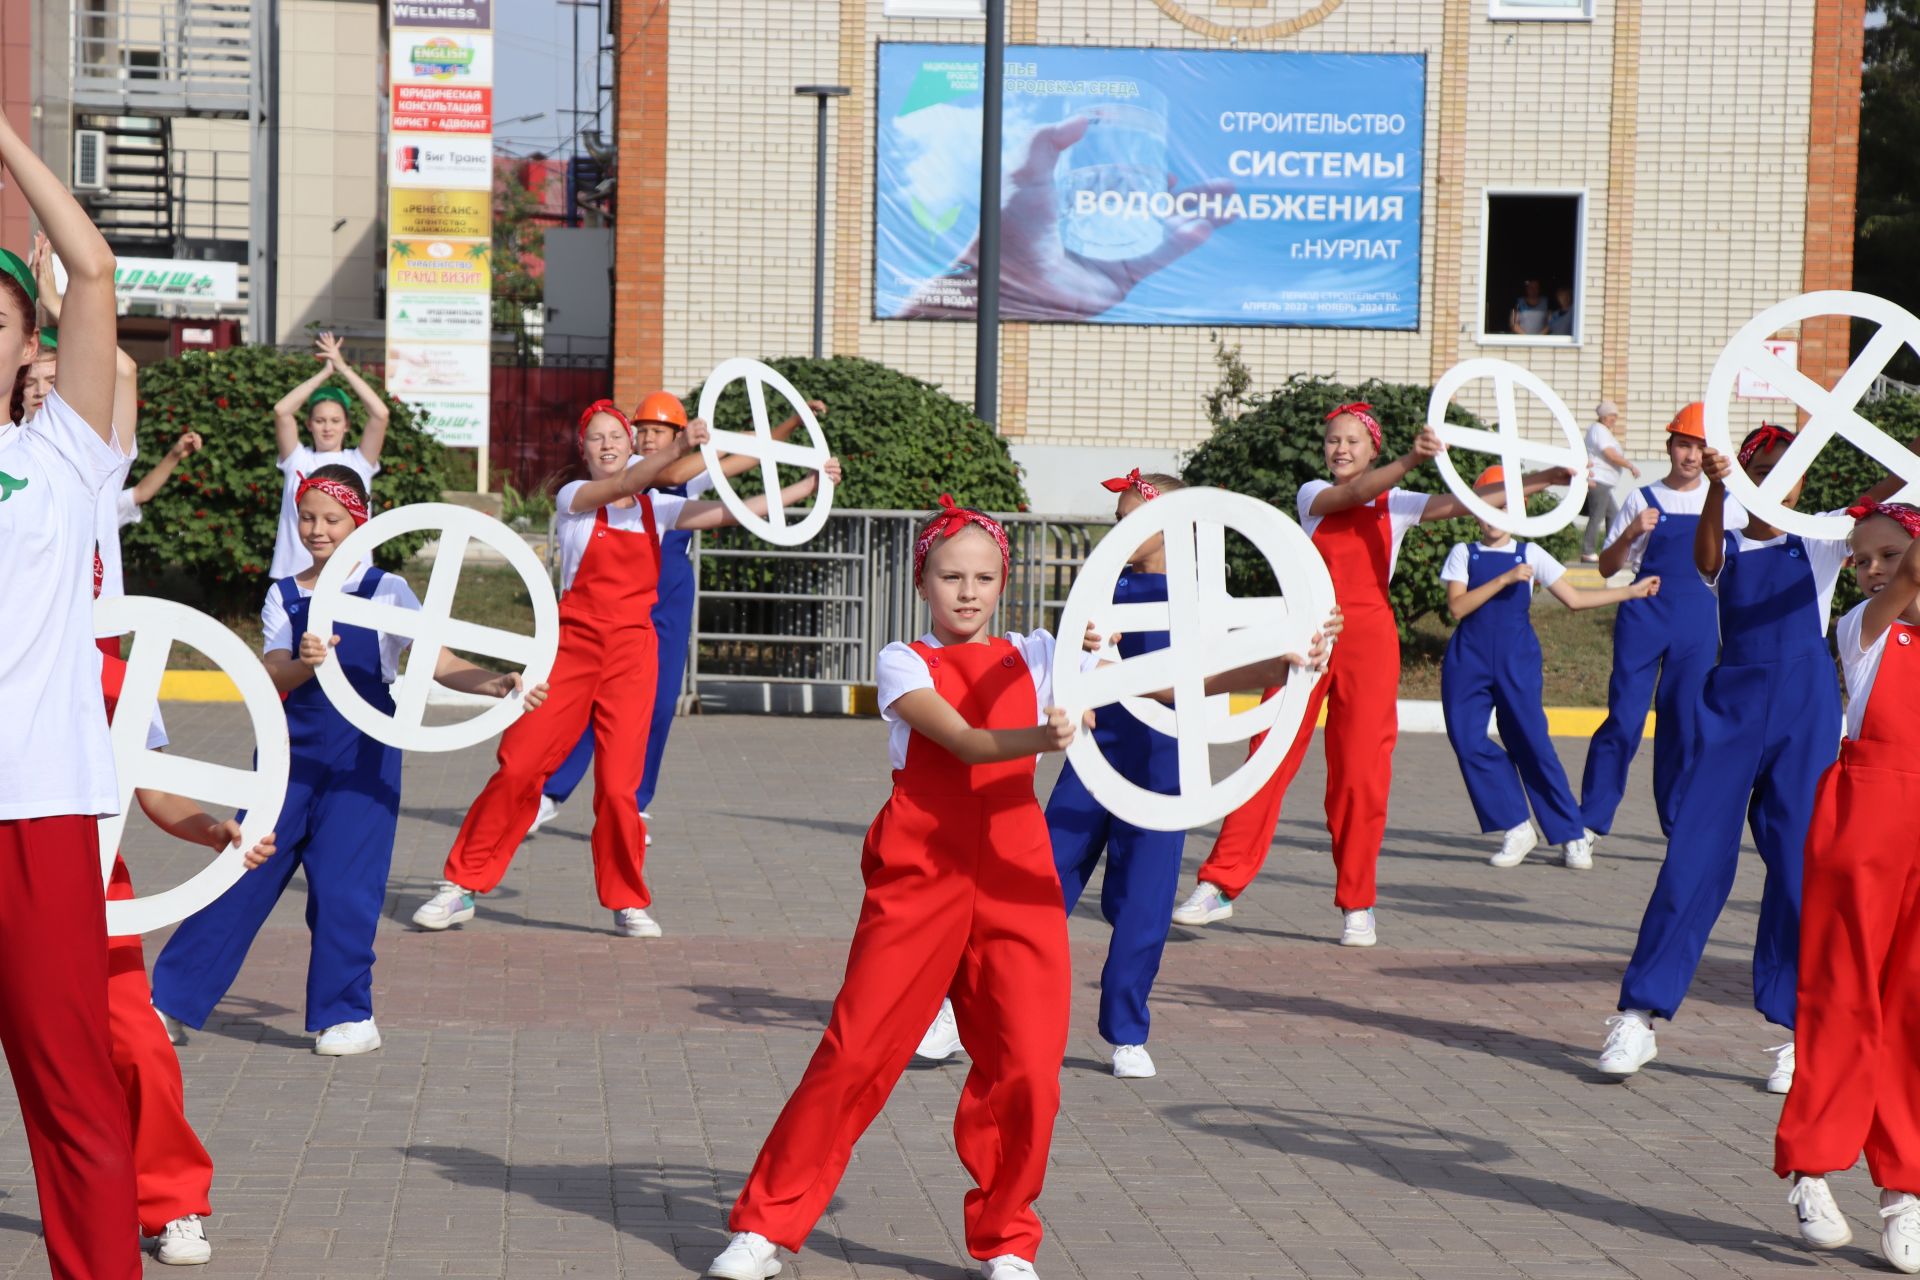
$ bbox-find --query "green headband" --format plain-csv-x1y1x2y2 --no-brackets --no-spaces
308,386,352,414
36,326,56,352
0,249,38,307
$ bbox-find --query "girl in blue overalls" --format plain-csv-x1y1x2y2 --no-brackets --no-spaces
1440,466,1660,871
527,392,820,837
151,467,546,1056
1579,403,1732,843
1596,425,1856,1090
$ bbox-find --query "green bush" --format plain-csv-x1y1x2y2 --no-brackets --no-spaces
1794,389,1920,618
1180,373,1581,641
684,355,1027,513
121,345,449,614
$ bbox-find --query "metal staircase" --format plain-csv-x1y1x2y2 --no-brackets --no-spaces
71,0,255,119
73,114,175,255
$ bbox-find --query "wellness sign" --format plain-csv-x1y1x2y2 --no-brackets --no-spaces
875,45,1425,329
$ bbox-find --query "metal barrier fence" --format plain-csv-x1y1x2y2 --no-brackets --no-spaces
687,510,1113,705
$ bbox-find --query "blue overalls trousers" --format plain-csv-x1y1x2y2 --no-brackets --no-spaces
1439,544,1585,843
1044,572,1185,1048
152,571,403,1033
1580,488,1720,836
1616,534,1841,1027
542,485,694,811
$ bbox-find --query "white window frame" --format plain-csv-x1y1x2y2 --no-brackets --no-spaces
1488,0,1595,20
882,0,985,17
1476,186,1588,348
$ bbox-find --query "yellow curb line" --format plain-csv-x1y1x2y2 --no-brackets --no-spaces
159,671,244,702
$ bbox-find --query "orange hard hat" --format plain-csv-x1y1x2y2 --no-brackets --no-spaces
1666,402,1706,440
1474,465,1505,488
632,391,688,429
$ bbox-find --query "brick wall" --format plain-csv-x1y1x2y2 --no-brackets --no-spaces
0,0,31,254
625,0,1854,460
1800,0,1866,393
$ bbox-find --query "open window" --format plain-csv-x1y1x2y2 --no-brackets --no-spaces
1479,190,1585,346
1489,0,1594,20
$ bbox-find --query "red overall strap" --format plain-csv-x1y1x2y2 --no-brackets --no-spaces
897,637,1038,792
1311,493,1397,606
1856,620,1920,746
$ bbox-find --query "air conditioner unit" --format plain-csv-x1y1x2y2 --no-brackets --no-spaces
73,130,107,191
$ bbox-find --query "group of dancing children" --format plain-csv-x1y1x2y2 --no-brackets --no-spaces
3,97,1916,1273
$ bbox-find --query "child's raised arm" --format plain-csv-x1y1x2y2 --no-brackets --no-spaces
653,400,821,488
1545,575,1660,612
1694,449,1733,579
1307,426,1444,519
315,332,390,464
1447,561,1533,620
889,688,1074,764
1420,466,1575,526
0,110,118,441
675,457,842,531
428,650,550,709
273,365,335,462
131,432,202,506
566,420,713,513
135,785,277,869
1860,534,1920,647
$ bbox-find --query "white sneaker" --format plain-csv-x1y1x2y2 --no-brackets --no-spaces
1788,1175,1853,1249
314,1018,381,1056
613,907,662,938
1339,909,1377,947
1490,823,1538,868
1171,882,1232,926
1561,836,1594,871
980,1257,1039,1280
915,998,965,1061
1766,1041,1796,1095
1597,1011,1656,1077
412,882,476,931
1112,1044,1156,1078
526,794,558,837
1882,1190,1920,1273
153,1214,211,1265
154,1004,187,1047
641,808,652,846
706,1230,781,1279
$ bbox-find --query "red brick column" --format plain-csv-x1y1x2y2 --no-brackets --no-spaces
613,0,671,408
0,0,32,254
1800,0,1866,389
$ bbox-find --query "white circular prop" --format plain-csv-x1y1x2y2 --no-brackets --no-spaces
1052,487,1336,833
1704,291,1920,540
695,357,836,546
95,596,290,935
1426,359,1588,538
306,503,559,752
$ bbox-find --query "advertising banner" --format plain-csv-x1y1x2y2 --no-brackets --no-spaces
390,32,495,87
874,44,1426,329
389,133,492,190
387,238,491,293
111,257,240,304
391,188,492,239
390,0,490,29
388,291,491,342
392,84,493,135
402,394,489,448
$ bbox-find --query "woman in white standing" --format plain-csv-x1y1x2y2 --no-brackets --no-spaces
0,108,144,1278
1581,400,1639,563
269,331,387,578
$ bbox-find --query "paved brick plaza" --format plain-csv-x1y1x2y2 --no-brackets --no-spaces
0,707,1859,1278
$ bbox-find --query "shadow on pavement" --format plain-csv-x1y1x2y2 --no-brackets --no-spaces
680,985,832,1031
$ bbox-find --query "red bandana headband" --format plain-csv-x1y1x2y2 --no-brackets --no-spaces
1738,422,1796,466
577,399,634,447
1327,401,1382,451
294,472,369,526
1849,503,1920,541
913,494,1010,580
1100,468,1161,501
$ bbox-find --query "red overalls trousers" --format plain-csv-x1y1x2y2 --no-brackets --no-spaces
100,651,217,1235
730,638,1071,1262
445,501,662,909
1776,619,1920,1186
0,810,141,1277
1196,495,1400,909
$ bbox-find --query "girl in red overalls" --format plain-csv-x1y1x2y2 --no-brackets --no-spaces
417,402,838,938
1774,503,1920,1269
707,500,1076,1280
1171,403,1573,947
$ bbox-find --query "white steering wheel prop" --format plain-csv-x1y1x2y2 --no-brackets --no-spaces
695,357,835,546
1704,291,1920,541
306,503,559,752
1052,487,1336,833
95,596,291,935
1426,358,1588,537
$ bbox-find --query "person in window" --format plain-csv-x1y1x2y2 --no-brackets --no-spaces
1547,285,1575,336
1510,278,1550,336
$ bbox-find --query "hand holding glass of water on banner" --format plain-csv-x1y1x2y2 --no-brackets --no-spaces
1056,86,1172,262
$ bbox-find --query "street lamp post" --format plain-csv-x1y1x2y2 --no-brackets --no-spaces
974,0,1006,426
795,86,850,360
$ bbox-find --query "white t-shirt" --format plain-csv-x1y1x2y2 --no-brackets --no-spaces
92,467,137,601
1605,481,1748,576
1440,541,1564,595
0,391,131,818
272,445,380,579
1297,481,1430,579
1835,602,1903,742
1702,516,1850,635
553,482,691,593
876,630,1058,771
261,564,418,683
1584,422,1623,488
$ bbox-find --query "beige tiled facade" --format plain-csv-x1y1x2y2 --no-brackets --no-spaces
648,0,1849,466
